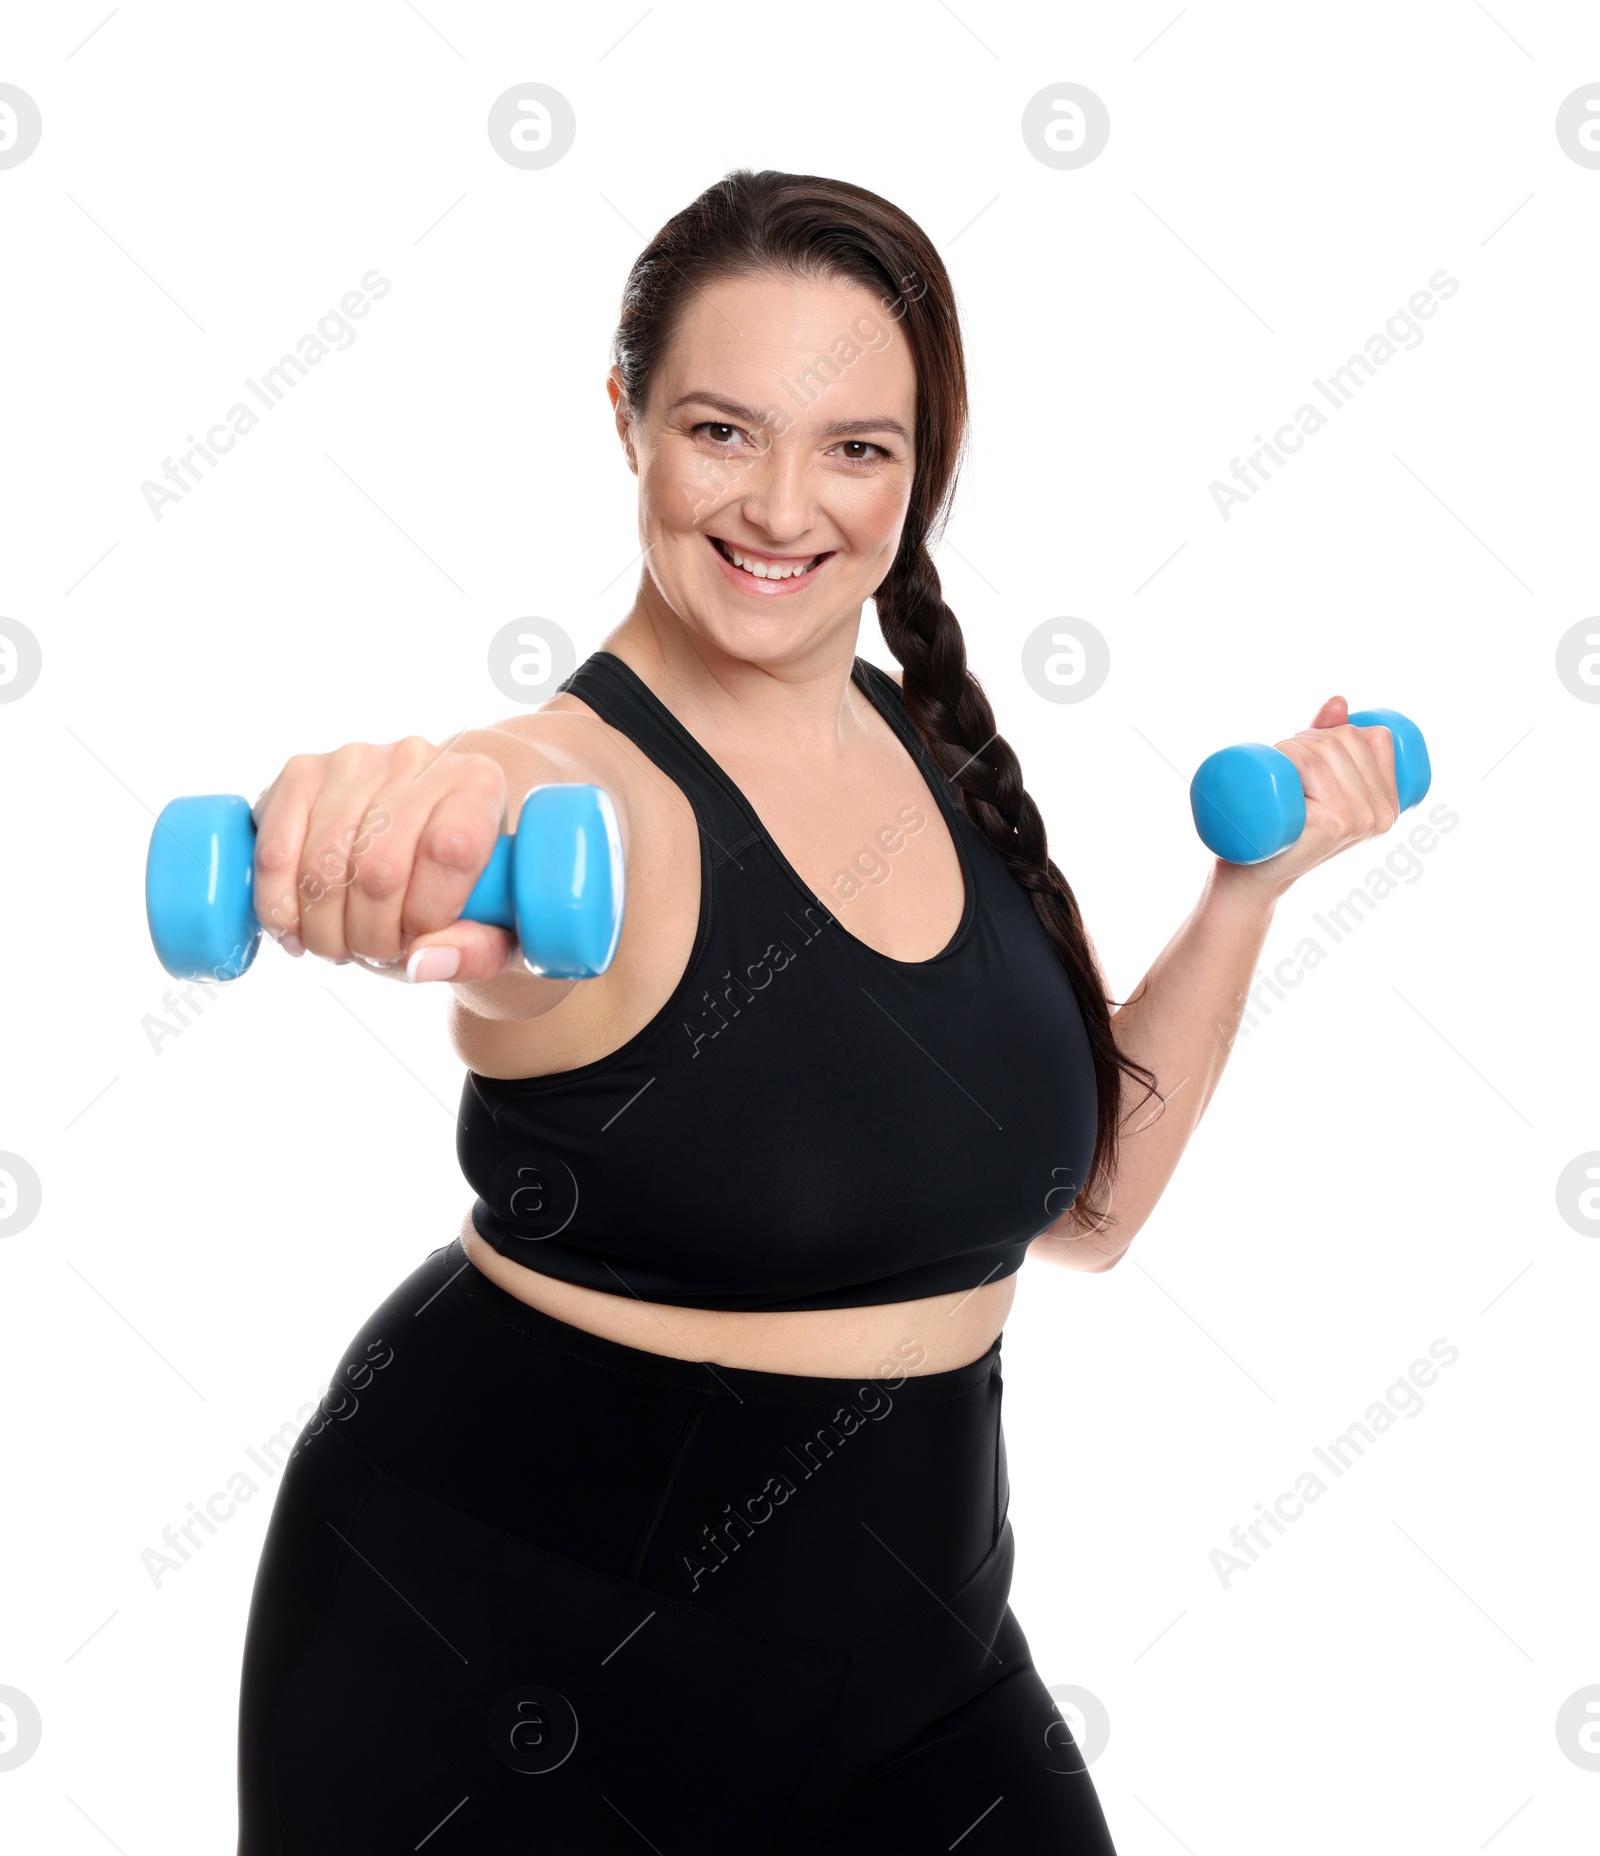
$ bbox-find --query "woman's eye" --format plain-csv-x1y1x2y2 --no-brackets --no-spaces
690,424,890,465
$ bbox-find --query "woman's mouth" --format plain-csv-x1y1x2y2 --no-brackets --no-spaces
707,533,832,594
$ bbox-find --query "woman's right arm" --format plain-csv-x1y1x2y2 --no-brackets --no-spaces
249,708,642,1027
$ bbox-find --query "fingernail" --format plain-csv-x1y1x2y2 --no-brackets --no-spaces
281,932,304,958
406,945,461,984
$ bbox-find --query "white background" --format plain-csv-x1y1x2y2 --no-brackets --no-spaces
1,2,1595,1850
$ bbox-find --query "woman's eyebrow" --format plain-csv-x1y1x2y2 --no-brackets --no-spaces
665,390,911,445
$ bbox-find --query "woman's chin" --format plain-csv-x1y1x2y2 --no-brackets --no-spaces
684,600,846,666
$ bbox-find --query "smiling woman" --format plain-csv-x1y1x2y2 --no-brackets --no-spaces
234,166,1408,1853
229,166,1145,1856
231,169,1137,1852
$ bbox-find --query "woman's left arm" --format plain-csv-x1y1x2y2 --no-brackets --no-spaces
1030,694,1407,1272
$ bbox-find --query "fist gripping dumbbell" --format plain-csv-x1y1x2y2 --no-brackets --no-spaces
145,785,625,983
1190,707,1431,865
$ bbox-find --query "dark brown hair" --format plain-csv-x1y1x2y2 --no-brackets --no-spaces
611,168,1161,1242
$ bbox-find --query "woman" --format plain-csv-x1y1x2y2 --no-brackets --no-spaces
235,170,1401,1852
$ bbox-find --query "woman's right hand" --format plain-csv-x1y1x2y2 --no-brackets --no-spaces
251,736,520,983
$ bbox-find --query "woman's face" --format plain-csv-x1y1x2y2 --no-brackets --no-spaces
609,269,917,667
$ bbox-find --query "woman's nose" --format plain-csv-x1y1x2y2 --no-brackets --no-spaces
724,448,817,544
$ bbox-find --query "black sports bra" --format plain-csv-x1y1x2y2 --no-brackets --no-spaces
456,650,1099,1312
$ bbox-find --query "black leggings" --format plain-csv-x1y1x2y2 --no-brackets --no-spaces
236,1240,1117,1852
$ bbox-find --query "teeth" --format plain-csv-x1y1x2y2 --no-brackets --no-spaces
721,541,816,580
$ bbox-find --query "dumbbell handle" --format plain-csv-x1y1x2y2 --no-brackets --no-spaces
458,833,531,932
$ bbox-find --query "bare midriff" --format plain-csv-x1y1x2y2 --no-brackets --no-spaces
458,1213,1016,1378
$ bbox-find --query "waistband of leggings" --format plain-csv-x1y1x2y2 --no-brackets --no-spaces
439,1238,1002,1408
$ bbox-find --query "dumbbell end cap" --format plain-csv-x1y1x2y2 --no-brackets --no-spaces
513,784,626,980
1345,707,1431,812
146,794,262,982
1190,743,1307,865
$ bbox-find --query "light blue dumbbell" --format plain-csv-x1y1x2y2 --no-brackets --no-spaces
1190,708,1431,865
146,785,625,982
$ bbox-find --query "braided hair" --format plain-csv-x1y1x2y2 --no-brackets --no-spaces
612,168,1162,1239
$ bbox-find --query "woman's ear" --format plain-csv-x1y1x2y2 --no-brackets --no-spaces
606,367,638,475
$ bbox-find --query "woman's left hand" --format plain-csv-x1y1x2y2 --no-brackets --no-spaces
1217,695,1402,901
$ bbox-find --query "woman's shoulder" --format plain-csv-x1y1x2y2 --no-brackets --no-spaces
444,687,701,1073
459,691,688,832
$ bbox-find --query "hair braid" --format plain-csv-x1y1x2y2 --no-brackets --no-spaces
875,526,1162,1239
